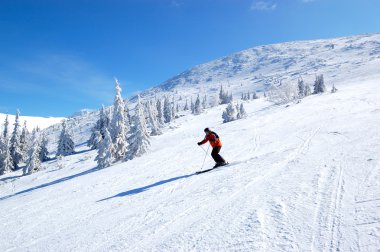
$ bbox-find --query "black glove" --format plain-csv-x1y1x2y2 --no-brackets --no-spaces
197,142,201,146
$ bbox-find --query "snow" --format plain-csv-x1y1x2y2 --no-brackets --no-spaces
1,75,379,251
0,113,65,131
1,33,380,251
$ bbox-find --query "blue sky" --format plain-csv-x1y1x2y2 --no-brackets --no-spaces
0,0,379,117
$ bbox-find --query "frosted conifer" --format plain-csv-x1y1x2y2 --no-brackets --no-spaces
237,103,248,119
163,96,172,123
57,120,75,157
298,78,305,98
313,74,326,94
110,79,128,161
24,131,41,175
96,128,114,169
331,84,338,93
0,138,13,174
2,115,9,139
222,102,237,123
147,102,162,136
126,96,150,160
39,133,49,162
194,95,202,115
10,110,22,170
156,99,164,124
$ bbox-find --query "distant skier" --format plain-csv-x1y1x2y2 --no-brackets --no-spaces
197,128,227,168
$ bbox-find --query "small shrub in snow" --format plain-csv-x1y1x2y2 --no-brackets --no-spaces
331,84,338,93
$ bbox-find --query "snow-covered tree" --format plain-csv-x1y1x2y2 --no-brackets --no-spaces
304,84,312,96
222,102,237,123
19,121,30,162
219,85,233,104
237,103,248,119
110,79,128,161
57,120,75,157
124,103,131,127
252,91,258,99
331,84,338,93
183,99,189,111
88,106,110,150
2,115,9,139
39,133,49,162
194,95,202,115
202,95,207,109
24,131,41,175
156,99,164,124
10,110,22,170
171,97,176,119
313,74,326,94
190,98,195,114
147,102,162,136
297,78,305,98
126,96,150,160
0,138,13,175
96,128,114,169
163,96,172,123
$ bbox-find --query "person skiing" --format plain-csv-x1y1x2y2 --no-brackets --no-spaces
197,128,227,168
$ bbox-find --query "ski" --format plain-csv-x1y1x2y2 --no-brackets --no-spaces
196,162,229,174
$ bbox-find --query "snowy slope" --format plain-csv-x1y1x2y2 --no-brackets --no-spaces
0,113,65,131
1,75,379,251
36,33,380,150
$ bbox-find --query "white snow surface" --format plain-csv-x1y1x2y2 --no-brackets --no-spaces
1,75,380,251
0,113,65,131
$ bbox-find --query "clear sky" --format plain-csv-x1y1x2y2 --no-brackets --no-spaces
0,0,379,117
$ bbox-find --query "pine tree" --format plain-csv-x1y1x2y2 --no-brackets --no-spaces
252,91,258,99
202,95,207,109
297,78,305,98
0,138,13,174
183,99,189,111
190,98,195,114
39,133,49,162
110,79,128,161
57,120,75,157
237,103,248,119
2,115,9,139
171,97,176,119
313,74,326,94
194,95,202,115
331,84,338,93
88,106,110,150
222,102,237,123
124,103,131,127
126,96,150,160
96,128,114,169
147,102,162,136
10,110,22,170
156,99,164,124
163,96,172,123
304,84,312,96
247,92,251,100
24,131,41,175
19,121,30,162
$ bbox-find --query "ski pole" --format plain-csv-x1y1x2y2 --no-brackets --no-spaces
199,144,210,172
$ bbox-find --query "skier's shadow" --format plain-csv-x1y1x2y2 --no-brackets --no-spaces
97,173,195,202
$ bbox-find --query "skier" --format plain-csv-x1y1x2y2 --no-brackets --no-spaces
197,128,227,168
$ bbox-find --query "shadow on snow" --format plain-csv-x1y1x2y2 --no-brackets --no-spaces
97,173,195,202
0,166,100,201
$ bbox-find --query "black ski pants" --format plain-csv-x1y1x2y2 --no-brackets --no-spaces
211,146,226,164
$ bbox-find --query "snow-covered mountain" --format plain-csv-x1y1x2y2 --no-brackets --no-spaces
0,113,65,131
40,33,380,152
1,33,380,251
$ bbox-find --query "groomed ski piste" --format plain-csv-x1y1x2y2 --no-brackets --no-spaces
1,75,380,251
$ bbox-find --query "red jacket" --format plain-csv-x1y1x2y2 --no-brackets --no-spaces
199,131,222,148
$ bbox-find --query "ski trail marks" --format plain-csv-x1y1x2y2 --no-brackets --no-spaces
311,164,345,251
